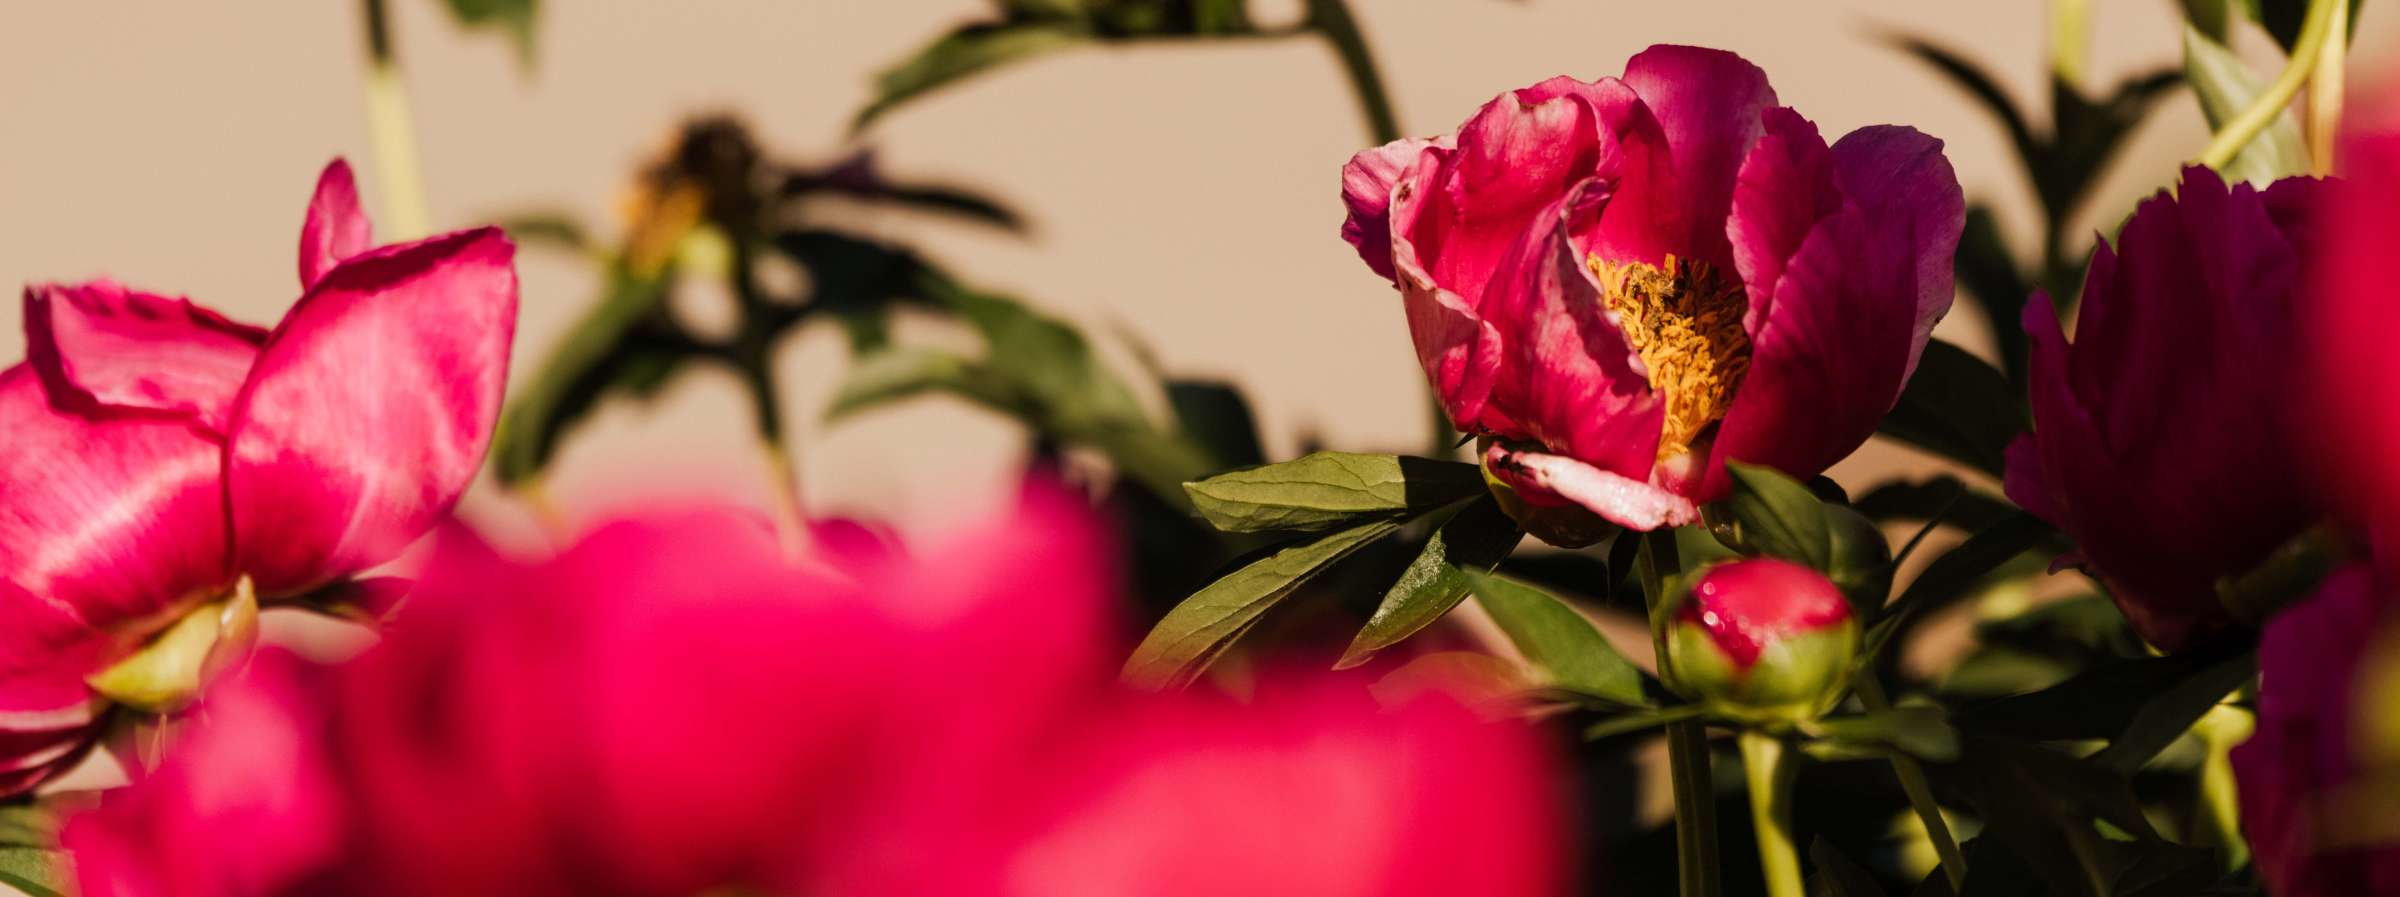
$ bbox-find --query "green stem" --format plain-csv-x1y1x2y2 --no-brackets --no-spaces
2048,0,2089,92
1306,0,1400,144
2308,0,2349,174
1740,731,1805,897
2196,705,2255,870
360,0,433,239
1857,677,1967,889
2197,0,2340,171
1639,531,1720,897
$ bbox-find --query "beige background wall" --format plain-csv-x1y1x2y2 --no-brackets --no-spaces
4,1,2391,542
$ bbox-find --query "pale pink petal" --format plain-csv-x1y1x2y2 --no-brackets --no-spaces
298,159,375,292
224,227,518,597
23,281,267,433
1485,443,1695,532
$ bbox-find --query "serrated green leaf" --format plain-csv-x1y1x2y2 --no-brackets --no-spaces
1727,462,1833,570
1810,707,1961,762
1184,452,1484,534
1337,498,1523,668
855,23,1094,130
2184,25,2310,186
1877,339,2023,480
1124,519,1400,689
1466,573,1651,706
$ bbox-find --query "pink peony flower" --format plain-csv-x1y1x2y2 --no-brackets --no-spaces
2005,166,2321,653
0,159,517,795
2230,566,2400,896
64,485,1567,897
2308,108,2400,538
1341,45,1962,535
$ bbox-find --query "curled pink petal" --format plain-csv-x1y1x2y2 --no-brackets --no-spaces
225,227,519,597
299,159,375,291
1486,443,1695,531
1340,137,1434,282
1725,108,1838,322
1617,44,1777,269
24,282,266,432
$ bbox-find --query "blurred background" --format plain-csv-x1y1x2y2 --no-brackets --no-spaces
2,0,2391,543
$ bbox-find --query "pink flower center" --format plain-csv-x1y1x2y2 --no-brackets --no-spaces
1589,253,1752,460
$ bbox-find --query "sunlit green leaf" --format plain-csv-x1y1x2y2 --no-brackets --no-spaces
1809,707,1961,762
1467,573,1651,707
2184,25,2310,186
1726,462,1833,570
1124,519,1401,689
1184,452,1484,534
1877,339,2022,480
1337,498,1523,668
855,23,1094,130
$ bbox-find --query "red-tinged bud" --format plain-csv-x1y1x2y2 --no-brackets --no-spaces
1665,558,1858,720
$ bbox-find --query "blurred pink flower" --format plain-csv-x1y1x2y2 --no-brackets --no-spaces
2231,566,2400,896
1342,45,1961,535
2005,166,2321,653
0,159,517,795
65,485,1567,897
2308,112,2400,538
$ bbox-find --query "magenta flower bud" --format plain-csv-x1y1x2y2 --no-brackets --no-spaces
1664,558,1858,718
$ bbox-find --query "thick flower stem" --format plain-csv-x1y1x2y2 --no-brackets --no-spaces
2197,0,2340,171
1638,530,1720,897
359,0,434,240
2308,0,2349,174
1856,676,1967,889
2195,704,2255,870
1739,731,1805,897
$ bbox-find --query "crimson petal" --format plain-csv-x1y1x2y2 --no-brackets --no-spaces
24,282,267,433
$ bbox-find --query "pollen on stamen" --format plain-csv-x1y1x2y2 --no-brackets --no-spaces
1589,253,1753,460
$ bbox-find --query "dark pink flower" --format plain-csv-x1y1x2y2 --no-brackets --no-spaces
63,486,1567,897
2005,166,2320,653
1341,45,1962,534
0,159,518,795
2230,566,2400,896
2308,110,2400,537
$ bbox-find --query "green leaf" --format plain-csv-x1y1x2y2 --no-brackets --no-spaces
1877,339,2022,480
824,348,995,420
440,0,539,67
1885,36,2040,180
495,212,594,255
2181,0,2254,40
1864,513,2057,656
1809,707,1962,762
1184,452,1485,534
1726,462,1833,570
2045,69,2184,226
1809,837,1892,897
491,264,686,485
1960,644,2255,773
1466,573,1651,706
0,845,63,897
1164,380,1265,471
1938,738,2160,897
2184,25,2310,186
1124,519,1400,689
783,153,1025,232
0,802,56,848
1337,498,1524,668
854,23,1094,129
1954,205,2032,388
1853,476,2014,532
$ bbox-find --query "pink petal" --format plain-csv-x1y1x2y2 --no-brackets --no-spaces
1485,443,1695,532
1826,126,1964,379
1725,108,1838,326
1617,44,1778,269
2312,126,2400,532
1475,180,1664,477
298,159,374,292
224,227,518,597
2001,434,2064,527
1340,137,1435,282
0,366,233,783
24,281,267,433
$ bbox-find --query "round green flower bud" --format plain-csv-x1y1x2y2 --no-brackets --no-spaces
1664,558,1860,721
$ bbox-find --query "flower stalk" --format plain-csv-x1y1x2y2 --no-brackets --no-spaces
1640,530,1721,897
2197,0,2341,171
1857,676,1968,888
360,0,434,241
2308,0,2349,174
1739,730,1804,897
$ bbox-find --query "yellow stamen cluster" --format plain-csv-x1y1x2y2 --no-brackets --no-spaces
1590,254,1753,460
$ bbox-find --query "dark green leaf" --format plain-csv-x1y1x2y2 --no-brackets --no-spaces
1809,837,1892,897
1337,498,1524,668
1853,477,2014,532
1184,452,1485,534
854,23,1094,129
1123,519,1400,689
2045,69,2184,226
1727,462,1833,570
1877,339,2022,479
2181,0,2252,40
440,0,538,66
495,212,594,254
491,266,687,485
1165,380,1265,470
1885,36,2041,178
1960,643,2254,773
1583,704,1708,741
782,152,1025,231
1467,573,1651,706
1954,206,2032,388
2089,650,2259,773
1937,737,2160,897
0,845,62,897
1810,707,1961,762
1864,513,2057,656
824,348,997,420
2184,25,2309,186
